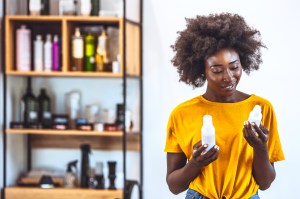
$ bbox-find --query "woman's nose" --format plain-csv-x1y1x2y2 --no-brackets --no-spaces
222,69,233,82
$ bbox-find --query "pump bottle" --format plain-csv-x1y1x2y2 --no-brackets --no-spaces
248,105,262,127
201,115,215,152
64,160,78,188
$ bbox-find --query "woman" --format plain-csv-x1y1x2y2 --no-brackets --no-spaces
165,13,285,199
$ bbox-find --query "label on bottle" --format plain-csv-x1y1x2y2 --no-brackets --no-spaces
29,111,38,119
86,44,94,56
43,111,51,119
72,39,84,58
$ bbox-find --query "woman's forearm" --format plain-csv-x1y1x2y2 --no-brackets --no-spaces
167,160,201,194
252,145,276,190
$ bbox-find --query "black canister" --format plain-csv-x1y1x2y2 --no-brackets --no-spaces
80,144,91,188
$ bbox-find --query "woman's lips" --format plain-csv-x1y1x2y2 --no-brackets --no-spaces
221,82,235,91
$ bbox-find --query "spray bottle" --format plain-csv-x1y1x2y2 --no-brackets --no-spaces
64,160,78,188
201,115,215,152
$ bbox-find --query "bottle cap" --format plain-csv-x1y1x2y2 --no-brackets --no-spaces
75,27,81,37
253,105,261,112
54,35,59,42
46,34,52,41
36,34,42,40
203,115,212,123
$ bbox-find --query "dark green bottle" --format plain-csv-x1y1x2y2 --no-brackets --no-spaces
91,0,100,16
22,78,38,128
85,32,95,71
37,88,52,128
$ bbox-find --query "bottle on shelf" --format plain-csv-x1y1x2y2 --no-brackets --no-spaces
80,144,91,188
29,0,42,16
41,0,50,15
52,35,60,71
37,88,52,128
108,161,117,190
65,90,81,129
64,160,78,188
34,34,44,71
80,0,92,16
96,30,109,72
95,161,105,189
71,27,84,71
115,103,124,130
21,78,38,128
85,32,95,71
16,25,31,71
44,34,52,71
91,0,100,16
201,115,215,152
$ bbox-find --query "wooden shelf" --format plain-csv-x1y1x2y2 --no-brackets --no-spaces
6,15,123,22
6,71,123,77
5,187,123,199
6,129,141,151
6,129,123,136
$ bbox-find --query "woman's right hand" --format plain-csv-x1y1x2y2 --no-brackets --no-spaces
189,141,220,168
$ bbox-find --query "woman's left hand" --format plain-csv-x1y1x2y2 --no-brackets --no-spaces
243,121,269,151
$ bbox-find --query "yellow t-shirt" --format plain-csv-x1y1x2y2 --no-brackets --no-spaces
164,94,285,199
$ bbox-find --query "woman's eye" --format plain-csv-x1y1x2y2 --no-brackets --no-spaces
230,64,240,70
211,69,222,74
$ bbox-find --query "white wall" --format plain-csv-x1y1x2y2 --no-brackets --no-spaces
143,0,300,198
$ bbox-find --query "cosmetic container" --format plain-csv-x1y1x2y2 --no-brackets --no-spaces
201,115,215,152
34,34,43,71
44,34,52,71
16,25,31,71
52,35,60,71
248,105,262,127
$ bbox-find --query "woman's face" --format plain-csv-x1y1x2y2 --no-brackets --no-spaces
204,48,242,101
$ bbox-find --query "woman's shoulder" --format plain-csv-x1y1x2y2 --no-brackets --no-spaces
171,96,202,114
251,94,273,105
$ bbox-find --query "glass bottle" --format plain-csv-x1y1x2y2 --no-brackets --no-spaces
37,88,52,128
91,0,100,16
85,32,95,71
71,27,84,71
22,78,38,128
96,30,109,72
41,0,50,15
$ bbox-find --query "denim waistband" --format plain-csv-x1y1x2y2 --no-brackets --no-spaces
185,189,260,199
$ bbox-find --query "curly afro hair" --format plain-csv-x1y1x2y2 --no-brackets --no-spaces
171,13,266,88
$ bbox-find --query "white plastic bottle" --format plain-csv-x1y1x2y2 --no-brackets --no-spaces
44,34,52,71
16,25,31,71
29,0,42,15
34,34,43,71
80,0,91,16
248,105,262,127
201,115,215,152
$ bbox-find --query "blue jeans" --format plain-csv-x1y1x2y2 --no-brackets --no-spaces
185,189,260,199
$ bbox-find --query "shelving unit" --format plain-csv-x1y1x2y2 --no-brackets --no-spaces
5,187,123,199
1,1,143,199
